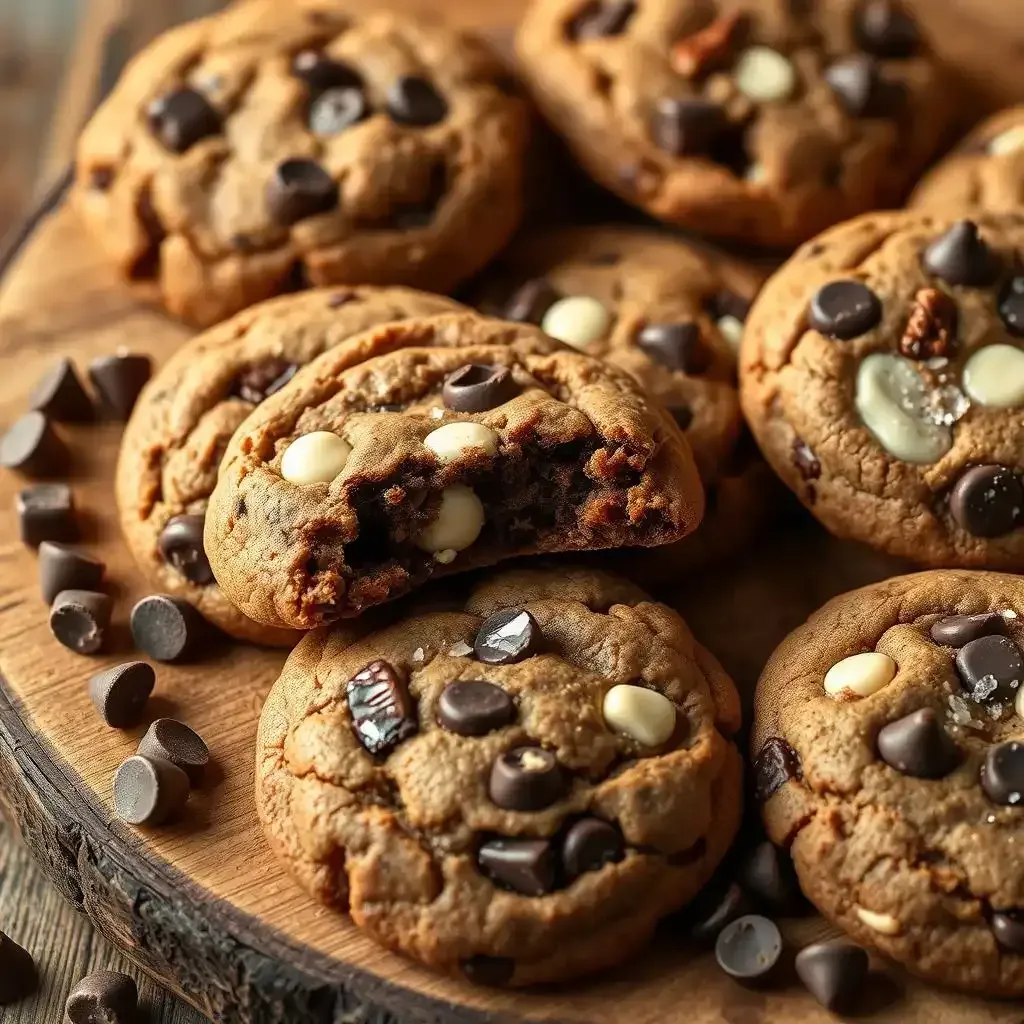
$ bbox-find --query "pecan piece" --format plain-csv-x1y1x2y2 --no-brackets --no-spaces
671,12,747,77
899,288,958,360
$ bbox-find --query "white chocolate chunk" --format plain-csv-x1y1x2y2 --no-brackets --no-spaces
855,906,902,936
963,344,1024,408
602,684,676,746
1016,683,1024,719
280,431,352,485
416,485,484,554
423,422,499,464
717,315,744,352
541,296,610,349
855,353,952,464
988,125,1024,157
734,47,797,103
823,652,896,700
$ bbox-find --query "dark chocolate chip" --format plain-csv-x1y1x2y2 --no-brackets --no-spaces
232,359,299,404
855,0,919,58
138,718,209,785
930,612,1007,647
478,836,556,896
147,87,220,153
50,589,112,655
807,280,882,339
66,971,138,1024
504,278,560,325
158,513,214,585
923,220,999,287
562,818,625,880
88,352,152,421
442,364,519,413
38,541,105,604
950,465,1023,538
825,55,894,117
16,482,77,546
753,736,803,802
113,754,190,825
437,680,515,736
310,86,369,135
89,166,114,191
795,940,869,1013
386,75,447,126
685,880,751,945
474,608,540,665
460,955,514,987
0,931,37,1005
489,746,567,811
291,51,362,91
637,322,708,374
567,0,637,39
876,708,959,778
89,662,155,729
670,404,694,430
650,96,729,157
981,741,1024,805
992,910,1024,953
0,412,67,476
266,159,339,225
739,841,803,915
346,659,418,757
130,594,203,663
955,634,1024,703
29,358,93,422
998,277,1024,337
791,438,821,480
715,915,783,982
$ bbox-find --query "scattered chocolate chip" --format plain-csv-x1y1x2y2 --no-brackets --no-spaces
147,87,220,153
795,940,869,1013
232,359,299,405
715,915,783,982
138,718,209,785
930,612,1007,647
474,608,540,665
113,754,190,825
992,910,1024,953
50,589,112,655
478,836,556,896
567,0,637,39
923,220,999,287
310,86,368,135
0,411,67,476
489,746,567,811
88,352,152,421
16,482,77,546
791,438,821,481
670,404,694,430
898,287,958,360
89,662,155,729
562,818,624,880
38,541,104,604
981,741,1024,805
437,680,515,736
66,970,138,1024
442,364,519,413
955,634,1024,703
461,954,514,987
291,51,362,91
949,465,1023,538
346,659,418,757
0,930,37,1004
89,166,114,191
685,880,751,944
998,277,1024,337
637,322,708,373
876,708,959,778
158,513,214,585
650,96,729,157
739,841,803,915
130,594,203,663
29,358,93,421
386,75,447,126
504,278,560,325
753,736,803,802
807,280,882,339
266,159,339,225
855,0,919,58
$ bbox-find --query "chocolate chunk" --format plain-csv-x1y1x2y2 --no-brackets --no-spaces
89,662,155,729
637,322,707,373
504,278,560,325
795,940,869,1013
266,159,339,225
981,741,1024,805
50,589,112,655
0,412,67,476
561,818,625,880
876,708,959,778
29,358,93,421
437,680,515,736
670,404,694,430
930,612,1007,647
474,608,540,665
130,594,203,663
685,880,751,944
992,910,1024,953
807,280,882,339
855,0,919,58
753,736,803,802
715,915,783,982
386,75,447,126
922,220,999,287
568,0,637,39
955,634,1024,703
791,438,821,481
310,87,368,135
442,364,519,412
147,87,220,152
739,841,803,915
346,659,418,757
291,51,362,91
489,746,567,811
138,718,209,785
232,359,299,404
112,754,190,825
66,970,138,1024
88,352,152,421
16,482,77,546
950,465,1023,538
998,277,1024,337
158,513,214,585
460,955,514,987
38,541,104,604
0,930,37,1004
651,97,729,156
826,55,882,117
478,837,556,896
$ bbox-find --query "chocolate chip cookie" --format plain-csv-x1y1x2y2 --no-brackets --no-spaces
910,105,1024,213
205,312,704,629
741,210,1024,569
258,564,742,985
117,287,463,645
73,0,530,326
753,569,1024,996
516,0,949,247
472,225,772,577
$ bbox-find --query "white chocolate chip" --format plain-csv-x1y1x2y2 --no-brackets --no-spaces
734,47,797,103
855,906,902,936
280,431,352,485
823,652,896,700
855,353,952,464
602,684,676,746
745,162,768,184
448,640,473,657
717,315,745,352
989,125,1024,157
433,548,457,564
541,296,610,349
423,422,499,464
412,647,425,662
963,344,1024,408
416,485,485,554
